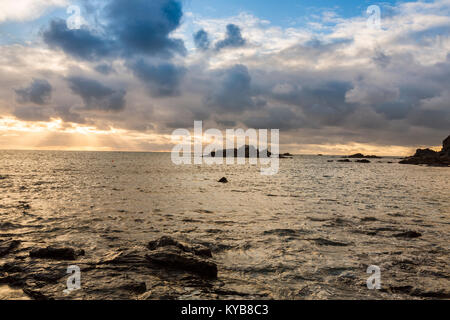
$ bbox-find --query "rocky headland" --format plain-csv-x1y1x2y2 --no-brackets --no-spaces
400,135,450,167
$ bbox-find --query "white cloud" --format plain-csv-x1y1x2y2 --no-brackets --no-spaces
0,0,68,22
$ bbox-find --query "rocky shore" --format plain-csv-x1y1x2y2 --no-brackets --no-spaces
0,236,224,300
400,135,450,167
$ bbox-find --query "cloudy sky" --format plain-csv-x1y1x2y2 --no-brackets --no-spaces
0,0,449,155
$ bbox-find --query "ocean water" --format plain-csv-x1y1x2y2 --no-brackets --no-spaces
0,150,449,300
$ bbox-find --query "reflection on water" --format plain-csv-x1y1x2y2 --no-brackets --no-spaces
0,150,449,299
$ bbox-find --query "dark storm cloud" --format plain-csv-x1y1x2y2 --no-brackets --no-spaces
67,76,126,112
409,109,450,130
13,106,51,122
298,81,355,126
193,29,210,51
129,60,186,97
54,106,86,124
43,0,185,60
243,107,306,130
43,19,112,60
206,64,256,112
268,79,354,126
215,24,246,50
95,63,115,75
15,79,52,105
104,0,185,57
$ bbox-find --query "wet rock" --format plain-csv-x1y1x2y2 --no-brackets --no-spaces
218,177,228,183
0,222,22,230
148,236,212,258
264,229,297,236
0,240,20,257
121,282,147,294
146,247,218,279
30,246,85,260
264,229,311,237
361,217,377,222
97,249,147,265
382,285,414,295
22,287,53,300
310,238,349,247
400,135,450,166
410,288,450,299
394,231,422,239
32,272,65,284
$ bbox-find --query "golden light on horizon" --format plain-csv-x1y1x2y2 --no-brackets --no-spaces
0,116,441,156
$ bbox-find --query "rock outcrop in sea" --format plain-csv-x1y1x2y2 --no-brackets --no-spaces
399,135,450,167
344,153,381,159
210,145,271,158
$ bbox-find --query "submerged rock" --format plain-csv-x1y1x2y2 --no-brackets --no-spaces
97,249,147,265
121,282,147,294
218,177,228,183
146,247,218,279
394,231,422,239
146,236,217,278
22,287,53,300
148,236,212,258
310,238,349,247
0,240,20,258
30,246,85,260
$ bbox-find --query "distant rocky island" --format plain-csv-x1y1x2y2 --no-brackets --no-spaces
400,135,450,167
343,153,382,159
210,145,270,158
209,145,292,158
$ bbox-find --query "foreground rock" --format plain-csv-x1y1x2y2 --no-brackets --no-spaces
30,246,85,260
400,135,450,167
218,177,228,184
146,236,217,278
147,236,212,258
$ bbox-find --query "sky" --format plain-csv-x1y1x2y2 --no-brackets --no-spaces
0,0,449,155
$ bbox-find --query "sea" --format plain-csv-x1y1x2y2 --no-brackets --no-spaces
0,150,449,299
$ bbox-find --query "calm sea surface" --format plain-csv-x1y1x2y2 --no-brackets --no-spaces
0,150,449,299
